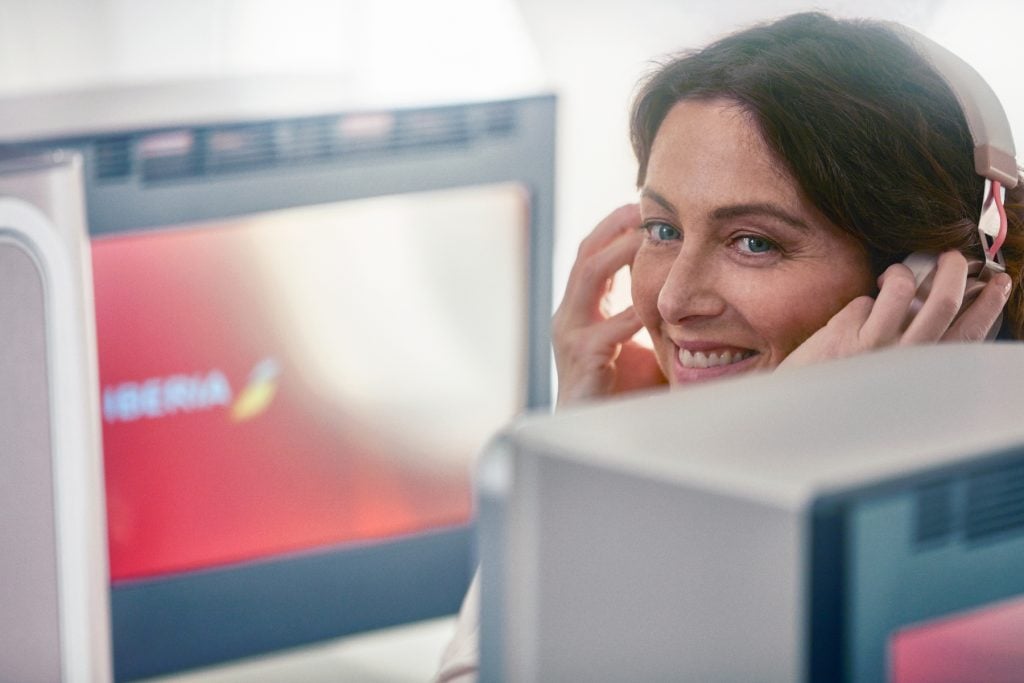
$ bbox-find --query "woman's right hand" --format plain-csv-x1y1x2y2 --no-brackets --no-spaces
779,250,1012,370
551,204,667,407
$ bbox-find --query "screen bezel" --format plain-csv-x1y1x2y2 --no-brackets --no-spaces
10,93,555,681
809,446,1024,683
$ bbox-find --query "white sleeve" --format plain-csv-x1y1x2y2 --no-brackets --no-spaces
432,568,481,683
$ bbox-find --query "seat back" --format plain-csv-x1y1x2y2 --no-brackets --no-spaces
0,152,112,683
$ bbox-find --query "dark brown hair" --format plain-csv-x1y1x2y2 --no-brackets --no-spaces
630,11,1024,338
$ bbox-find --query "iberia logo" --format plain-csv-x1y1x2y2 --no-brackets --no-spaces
230,358,281,422
102,358,280,424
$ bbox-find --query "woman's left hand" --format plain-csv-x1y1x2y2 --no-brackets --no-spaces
779,250,1012,369
552,204,667,406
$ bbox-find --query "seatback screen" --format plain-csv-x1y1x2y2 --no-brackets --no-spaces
92,183,529,580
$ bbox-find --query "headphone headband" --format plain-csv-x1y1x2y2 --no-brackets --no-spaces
891,24,1018,188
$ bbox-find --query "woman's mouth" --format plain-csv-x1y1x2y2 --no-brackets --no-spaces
670,345,760,384
677,348,755,369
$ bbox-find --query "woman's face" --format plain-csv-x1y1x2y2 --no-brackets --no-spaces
631,99,876,386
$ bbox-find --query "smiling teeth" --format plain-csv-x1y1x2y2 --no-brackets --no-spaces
678,348,753,369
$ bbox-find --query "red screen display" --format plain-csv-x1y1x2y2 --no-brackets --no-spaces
889,593,1024,682
93,184,528,580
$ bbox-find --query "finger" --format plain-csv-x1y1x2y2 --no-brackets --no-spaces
599,306,646,349
553,308,646,407
858,263,917,345
902,250,968,343
555,299,640,350
943,272,1012,341
830,294,876,328
776,295,874,370
557,205,642,325
575,204,641,260
561,306,645,359
559,229,644,327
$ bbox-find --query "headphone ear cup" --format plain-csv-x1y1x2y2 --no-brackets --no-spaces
965,258,1004,340
899,252,1002,338
901,252,937,325
963,258,989,304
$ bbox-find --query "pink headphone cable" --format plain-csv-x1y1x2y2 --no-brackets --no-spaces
987,180,1008,260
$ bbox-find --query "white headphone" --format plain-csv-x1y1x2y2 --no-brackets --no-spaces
894,25,1017,274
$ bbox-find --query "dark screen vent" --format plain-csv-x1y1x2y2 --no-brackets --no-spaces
966,461,1024,542
275,116,335,162
205,124,277,172
94,136,133,180
95,100,518,184
392,107,469,150
482,102,518,136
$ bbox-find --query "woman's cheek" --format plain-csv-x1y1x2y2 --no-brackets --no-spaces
769,279,869,360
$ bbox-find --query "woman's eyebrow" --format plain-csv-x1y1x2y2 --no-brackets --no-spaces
639,188,677,216
641,191,811,232
711,203,811,231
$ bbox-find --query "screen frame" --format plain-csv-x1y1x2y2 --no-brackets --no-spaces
809,446,1024,683
5,93,556,681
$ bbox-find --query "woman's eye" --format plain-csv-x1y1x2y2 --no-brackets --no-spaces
736,235,777,254
645,222,681,242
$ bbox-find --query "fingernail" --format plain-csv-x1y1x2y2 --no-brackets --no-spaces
999,273,1013,297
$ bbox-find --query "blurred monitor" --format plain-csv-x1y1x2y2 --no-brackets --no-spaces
0,153,112,683
478,344,1024,683
3,88,555,681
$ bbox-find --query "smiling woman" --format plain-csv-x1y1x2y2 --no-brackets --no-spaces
550,11,1023,405
435,11,1023,682
632,99,876,386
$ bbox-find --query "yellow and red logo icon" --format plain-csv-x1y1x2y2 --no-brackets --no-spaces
230,358,281,422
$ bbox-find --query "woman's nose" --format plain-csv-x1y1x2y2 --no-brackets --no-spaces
656,250,727,324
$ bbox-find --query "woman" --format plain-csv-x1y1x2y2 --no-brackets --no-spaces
435,11,1022,681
